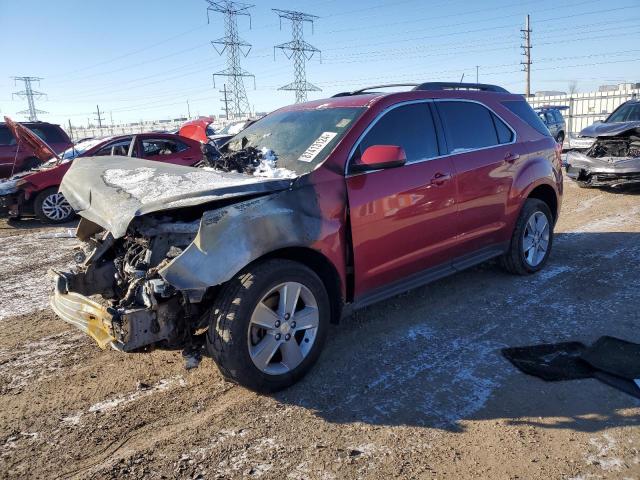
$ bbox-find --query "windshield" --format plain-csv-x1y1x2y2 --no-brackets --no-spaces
48,138,105,164
226,107,364,175
606,102,640,123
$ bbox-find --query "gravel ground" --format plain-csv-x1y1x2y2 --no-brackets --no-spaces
0,175,639,480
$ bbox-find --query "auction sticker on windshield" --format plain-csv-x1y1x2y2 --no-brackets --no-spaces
298,132,338,162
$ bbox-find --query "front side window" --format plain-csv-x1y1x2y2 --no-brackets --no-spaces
142,139,187,156
352,103,439,167
437,101,507,153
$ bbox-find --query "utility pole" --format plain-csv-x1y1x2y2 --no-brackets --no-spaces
273,9,321,103
67,119,74,142
476,66,479,83
12,76,47,121
94,105,104,129
206,1,255,118
187,100,191,118
521,14,532,97
220,84,231,119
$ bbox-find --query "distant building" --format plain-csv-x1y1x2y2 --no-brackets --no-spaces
535,90,566,97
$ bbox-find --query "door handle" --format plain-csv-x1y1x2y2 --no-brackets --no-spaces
504,152,520,163
430,172,451,186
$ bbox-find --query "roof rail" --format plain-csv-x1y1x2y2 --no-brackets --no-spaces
331,83,419,97
413,82,509,93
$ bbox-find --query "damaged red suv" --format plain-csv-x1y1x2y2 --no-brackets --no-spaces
51,83,563,391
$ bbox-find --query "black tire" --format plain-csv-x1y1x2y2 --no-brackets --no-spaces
500,198,554,275
34,187,75,224
556,131,565,144
20,157,41,173
206,259,330,392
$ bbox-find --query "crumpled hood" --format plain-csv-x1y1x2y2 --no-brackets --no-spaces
580,121,640,138
60,156,295,238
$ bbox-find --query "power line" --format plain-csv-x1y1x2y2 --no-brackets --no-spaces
273,9,321,103
12,76,47,121
207,0,255,118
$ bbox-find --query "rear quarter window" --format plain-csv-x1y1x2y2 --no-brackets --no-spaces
30,125,68,144
503,101,551,137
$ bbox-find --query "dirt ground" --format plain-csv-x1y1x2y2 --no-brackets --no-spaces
1,174,639,480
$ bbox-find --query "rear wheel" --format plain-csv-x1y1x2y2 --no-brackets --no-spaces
34,187,74,224
206,259,330,392
500,199,554,275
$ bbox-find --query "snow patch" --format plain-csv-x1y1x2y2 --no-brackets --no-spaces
88,376,186,413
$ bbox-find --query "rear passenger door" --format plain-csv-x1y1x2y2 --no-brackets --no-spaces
346,101,458,298
434,100,518,257
139,137,197,165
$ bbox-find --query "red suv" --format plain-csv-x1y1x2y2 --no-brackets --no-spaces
0,120,72,178
50,83,562,391
0,118,202,223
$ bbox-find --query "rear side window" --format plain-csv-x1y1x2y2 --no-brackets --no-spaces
503,101,551,137
353,103,439,165
0,126,14,145
94,139,132,156
142,138,188,156
436,101,508,153
553,110,564,122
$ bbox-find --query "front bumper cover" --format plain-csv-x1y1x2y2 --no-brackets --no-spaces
565,151,640,187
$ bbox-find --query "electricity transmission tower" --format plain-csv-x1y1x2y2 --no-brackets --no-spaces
206,1,255,119
521,14,532,97
273,9,321,103
12,76,47,121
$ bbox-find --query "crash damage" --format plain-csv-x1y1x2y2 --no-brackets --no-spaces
566,123,640,187
50,155,327,354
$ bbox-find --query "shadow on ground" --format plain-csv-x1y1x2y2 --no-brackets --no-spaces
272,232,640,432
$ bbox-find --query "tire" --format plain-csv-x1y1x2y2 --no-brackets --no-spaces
206,259,330,392
34,187,75,224
500,199,554,275
556,131,565,144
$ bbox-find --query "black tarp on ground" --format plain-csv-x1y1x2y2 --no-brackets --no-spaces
502,337,640,399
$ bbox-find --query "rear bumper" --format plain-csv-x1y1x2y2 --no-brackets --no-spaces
50,272,122,350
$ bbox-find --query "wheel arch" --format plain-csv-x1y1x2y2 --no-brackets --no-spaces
526,183,559,223
257,246,344,324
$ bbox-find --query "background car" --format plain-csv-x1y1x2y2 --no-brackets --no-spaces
0,120,72,178
534,106,567,144
0,126,202,223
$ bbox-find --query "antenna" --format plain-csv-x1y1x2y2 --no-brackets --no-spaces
273,9,321,103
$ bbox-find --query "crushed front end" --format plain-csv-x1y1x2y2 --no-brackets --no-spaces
51,216,208,352
566,129,640,187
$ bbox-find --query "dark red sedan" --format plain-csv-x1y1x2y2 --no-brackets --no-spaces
0,118,202,223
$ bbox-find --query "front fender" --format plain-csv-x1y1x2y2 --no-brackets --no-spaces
159,186,327,290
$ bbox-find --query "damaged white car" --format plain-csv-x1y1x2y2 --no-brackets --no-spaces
566,99,640,188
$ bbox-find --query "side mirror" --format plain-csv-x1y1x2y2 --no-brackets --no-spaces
352,145,407,172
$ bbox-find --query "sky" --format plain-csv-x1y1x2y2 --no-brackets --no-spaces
1,0,639,127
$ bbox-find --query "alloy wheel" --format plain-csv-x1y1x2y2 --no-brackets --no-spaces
41,192,73,222
522,211,550,267
247,281,319,376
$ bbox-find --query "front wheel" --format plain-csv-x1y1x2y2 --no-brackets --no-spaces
500,199,554,275
34,187,75,224
206,259,330,392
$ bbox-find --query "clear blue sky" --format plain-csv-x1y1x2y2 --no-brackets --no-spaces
1,0,638,126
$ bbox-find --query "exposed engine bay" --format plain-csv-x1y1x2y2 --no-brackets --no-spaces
565,128,640,188
59,215,209,353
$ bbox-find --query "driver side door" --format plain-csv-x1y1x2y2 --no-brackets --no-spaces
345,101,459,300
